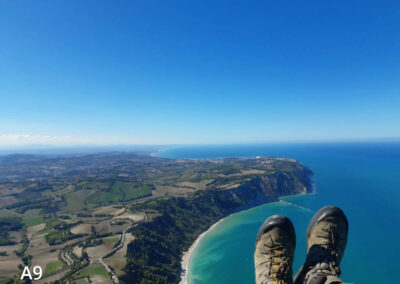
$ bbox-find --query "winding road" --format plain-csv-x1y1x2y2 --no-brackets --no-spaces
61,248,73,266
95,212,148,283
60,212,148,283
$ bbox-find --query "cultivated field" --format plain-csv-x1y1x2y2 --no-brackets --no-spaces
104,233,135,276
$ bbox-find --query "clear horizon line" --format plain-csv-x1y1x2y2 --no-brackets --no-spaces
0,136,399,151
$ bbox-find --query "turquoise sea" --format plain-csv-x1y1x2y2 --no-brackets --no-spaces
155,142,400,284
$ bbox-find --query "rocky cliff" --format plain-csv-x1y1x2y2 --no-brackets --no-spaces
122,161,313,284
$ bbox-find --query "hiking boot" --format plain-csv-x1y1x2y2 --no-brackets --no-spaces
294,206,348,284
255,215,296,284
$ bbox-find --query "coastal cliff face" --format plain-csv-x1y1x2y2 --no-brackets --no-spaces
218,169,313,210
122,160,313,284
207,168,312,213
0,153,312,283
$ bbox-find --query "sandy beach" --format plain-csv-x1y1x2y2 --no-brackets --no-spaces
178,195,313,284
179,217,227,284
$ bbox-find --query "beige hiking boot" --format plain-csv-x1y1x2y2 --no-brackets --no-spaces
294,206,348,284
255,215,296,284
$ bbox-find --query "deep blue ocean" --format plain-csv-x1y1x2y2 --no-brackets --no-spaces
155,142,400,284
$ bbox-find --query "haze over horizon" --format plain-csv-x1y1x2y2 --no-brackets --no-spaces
1,1,400,146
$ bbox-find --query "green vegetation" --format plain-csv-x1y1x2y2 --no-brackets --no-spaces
35,217,65,236
0,277,13,284
0,216,23,246
87,181,153,205
0,216,23,231
63,188,97,212
23,216,43,227
28,217,83,245
103,236,120,243
115,181,154,200
123,169,313,284
14,228,29,258
0,232,15,246
73,264,110,280
45,230,65,244
0,152,313,283
123,196,223,283
45,228,83,245
6,198,58,214
78,181,111,191
44,260,64,275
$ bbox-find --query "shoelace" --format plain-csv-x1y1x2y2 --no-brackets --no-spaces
318,226,344,261
306,226,343,279
261,243,291,280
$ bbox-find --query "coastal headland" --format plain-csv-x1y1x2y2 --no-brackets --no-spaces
0,153,312,283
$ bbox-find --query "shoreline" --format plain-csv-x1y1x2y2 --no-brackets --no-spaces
179,216,227,284
178,192,313,284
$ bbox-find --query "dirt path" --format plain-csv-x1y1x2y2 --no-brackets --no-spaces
59,212,147,283
61,248,73,266
96,212,147,283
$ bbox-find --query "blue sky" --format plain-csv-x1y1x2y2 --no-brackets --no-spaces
1,0,399,146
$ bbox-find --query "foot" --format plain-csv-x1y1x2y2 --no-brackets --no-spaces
294,206,348,284
254,215,296,284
